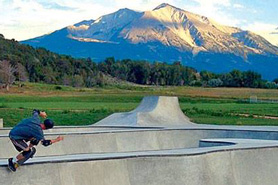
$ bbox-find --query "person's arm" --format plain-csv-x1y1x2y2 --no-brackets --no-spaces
33,109,47,119
41,136,64,147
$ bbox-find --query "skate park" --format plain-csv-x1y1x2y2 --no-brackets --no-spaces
1,96,278,185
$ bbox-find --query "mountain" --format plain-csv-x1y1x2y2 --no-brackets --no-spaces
22,3,278,80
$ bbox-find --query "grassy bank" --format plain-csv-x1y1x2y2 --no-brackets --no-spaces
0,82,278,127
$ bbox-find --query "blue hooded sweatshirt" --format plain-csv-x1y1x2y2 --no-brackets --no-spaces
9,111,44,141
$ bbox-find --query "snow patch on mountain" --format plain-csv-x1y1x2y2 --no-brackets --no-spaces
68,8,142,42
68,25,89,31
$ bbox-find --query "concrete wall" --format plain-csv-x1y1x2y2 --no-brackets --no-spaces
0,126,126,135
2,128,278,158
0,119,3,128
0,130,202,158
1,147,278,185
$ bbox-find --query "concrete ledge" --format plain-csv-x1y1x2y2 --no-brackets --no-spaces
1,141,278,185
3,124,278,135
199,138,278,147
1,138,278,166
2,127,278,159
0,125,163,135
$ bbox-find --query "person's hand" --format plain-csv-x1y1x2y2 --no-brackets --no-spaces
56,136,64,142
39,111,47,119
50,136,64,144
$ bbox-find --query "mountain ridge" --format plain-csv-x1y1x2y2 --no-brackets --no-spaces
22,3,278,80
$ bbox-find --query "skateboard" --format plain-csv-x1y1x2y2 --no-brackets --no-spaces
8,147,36,172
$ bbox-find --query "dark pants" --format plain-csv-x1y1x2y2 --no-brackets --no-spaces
10,138,29,152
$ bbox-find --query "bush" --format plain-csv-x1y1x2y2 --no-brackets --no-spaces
55,86,63,90
0,103,9,108
189,80,202,87
208,78,223,87
265,82,278,89
62,110,70,114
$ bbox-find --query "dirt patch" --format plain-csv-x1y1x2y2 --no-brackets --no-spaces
237,113,278,120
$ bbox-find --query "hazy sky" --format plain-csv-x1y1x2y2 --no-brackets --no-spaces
0,0,277,45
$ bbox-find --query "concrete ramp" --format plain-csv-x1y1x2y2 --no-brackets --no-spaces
1,139,278,185
96,96,194,126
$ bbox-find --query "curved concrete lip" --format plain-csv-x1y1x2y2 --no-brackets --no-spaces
2,124,278,137
1,138,278,167
0,127,164,138
200,138,278,147
0,125,164,130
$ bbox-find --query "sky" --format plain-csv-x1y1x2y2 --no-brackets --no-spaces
0,0,277,45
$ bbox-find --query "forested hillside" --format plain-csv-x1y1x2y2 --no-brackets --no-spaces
0,34,277,90
0,34,102,89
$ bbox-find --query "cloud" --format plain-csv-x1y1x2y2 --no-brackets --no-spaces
243,22,278,46
192,0,231,7
233,3,244,9
37,1,76,11
0,0,115,40
243,22,277,32
181,0,244,27
112,0,176,11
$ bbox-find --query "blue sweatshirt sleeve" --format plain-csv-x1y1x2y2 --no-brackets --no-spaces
32,109,40,117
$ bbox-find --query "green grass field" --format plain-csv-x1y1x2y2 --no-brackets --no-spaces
0,82,278,127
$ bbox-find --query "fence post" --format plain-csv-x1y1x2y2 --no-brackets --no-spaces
0,119,3,128
250,96,258,103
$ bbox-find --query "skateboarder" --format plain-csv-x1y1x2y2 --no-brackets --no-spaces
8,109,64,172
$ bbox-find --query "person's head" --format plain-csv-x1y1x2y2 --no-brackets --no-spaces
41,119,54,130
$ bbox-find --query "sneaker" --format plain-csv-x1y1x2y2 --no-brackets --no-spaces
14,163,19,168
8,158,16,172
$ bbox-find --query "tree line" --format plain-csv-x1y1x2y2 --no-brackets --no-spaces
98,57,278,89
0,34,277,90
98,58,197,86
